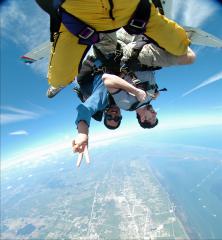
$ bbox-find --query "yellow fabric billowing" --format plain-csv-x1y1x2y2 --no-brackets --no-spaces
145,4,190,57
48,0,190,88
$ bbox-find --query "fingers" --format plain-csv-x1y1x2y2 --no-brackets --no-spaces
72,140,85,153
73,140,90,167
137,92,146,102
84,145,90,164
76,152,83,168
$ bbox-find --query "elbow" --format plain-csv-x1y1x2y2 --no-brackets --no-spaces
188,50,196,64
101,73,108,82
177,48,196,65
186,47,196,64
102,73,113,87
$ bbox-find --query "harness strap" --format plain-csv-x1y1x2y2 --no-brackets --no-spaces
60,8,100,45
128,100,151,111
36,0,64,16
121,60,162,73
93,44,122,75
128,84,167,111
37,0,151,44
124,0,151,35
152,0,165,15
61,0,151,43
36,0,64,41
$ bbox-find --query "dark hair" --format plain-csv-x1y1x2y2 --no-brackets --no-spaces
136,113,159,129
103,114,122,130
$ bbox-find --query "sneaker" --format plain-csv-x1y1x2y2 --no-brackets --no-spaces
46,86,64,98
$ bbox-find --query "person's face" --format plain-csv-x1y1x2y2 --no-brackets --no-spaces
136,105,157,125
105,105,122,128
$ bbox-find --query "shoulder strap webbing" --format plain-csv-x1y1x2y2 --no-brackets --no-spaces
77,56,96,86
152,0,165,15
35,0,64,16
37,0,152,45
36,0,65,41
124,0,151,35
60,8,99,45
93,44,122,74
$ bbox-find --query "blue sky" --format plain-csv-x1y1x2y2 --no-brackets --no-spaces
1,0,222,165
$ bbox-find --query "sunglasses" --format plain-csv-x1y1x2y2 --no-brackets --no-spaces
105,114,122,122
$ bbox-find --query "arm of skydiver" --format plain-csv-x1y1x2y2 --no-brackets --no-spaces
73,120,89,153
73,81,109,167
137,44,196,67
75,84,109,127
175,47,196,65
102,73,147,102
116,28,195,67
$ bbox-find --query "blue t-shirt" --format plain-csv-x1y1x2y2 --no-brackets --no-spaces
75,73,109,127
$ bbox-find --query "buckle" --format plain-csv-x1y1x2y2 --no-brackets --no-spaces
129,19,146,29
78,27,95,39
94,66,106,74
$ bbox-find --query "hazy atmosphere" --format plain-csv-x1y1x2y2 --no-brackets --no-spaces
1,0,222,239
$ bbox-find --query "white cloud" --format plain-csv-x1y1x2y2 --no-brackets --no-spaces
172,0,218,27
158,115,222,130
0,0,49,75
182,71,222,97
2,115,222,171
9,130,29,136
0,1,49,48
0,105,48,125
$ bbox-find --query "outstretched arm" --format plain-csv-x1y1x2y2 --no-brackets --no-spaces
72,79,109,167
102,73,146,102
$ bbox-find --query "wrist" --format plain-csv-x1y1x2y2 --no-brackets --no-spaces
77,121,89,134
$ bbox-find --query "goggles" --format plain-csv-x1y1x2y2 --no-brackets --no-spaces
105,114,122,122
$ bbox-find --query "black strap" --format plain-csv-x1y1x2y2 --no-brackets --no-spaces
93,44,122,75
35,0,63,16
35,0,64,42
128,84,168,111
50,15,61,42
152,0,165,15
159,87,168,92
124,0,151,35
128,99,151,111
